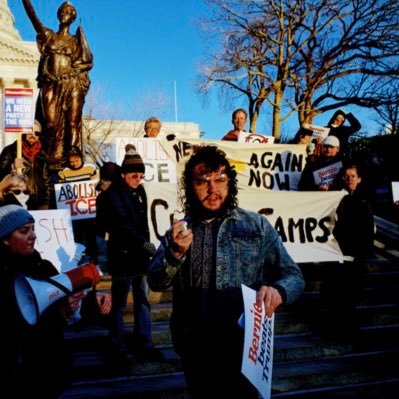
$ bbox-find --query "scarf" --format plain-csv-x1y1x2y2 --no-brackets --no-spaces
22,140,42,164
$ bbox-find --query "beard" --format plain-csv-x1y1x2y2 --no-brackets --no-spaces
190,195,230,221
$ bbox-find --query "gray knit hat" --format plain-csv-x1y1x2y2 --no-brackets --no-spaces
0,205,35,239
121,144,145,174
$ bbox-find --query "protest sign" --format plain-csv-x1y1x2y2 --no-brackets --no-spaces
392,182,399,202
312,161,343,187
115,137,176,183
31,209,81,272
302,123,330,141
54,179,98,220
238,132,275,144
160,137,307,191
3,88,35,133
241,284,274,399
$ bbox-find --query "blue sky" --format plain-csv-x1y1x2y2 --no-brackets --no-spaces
9,0,379,140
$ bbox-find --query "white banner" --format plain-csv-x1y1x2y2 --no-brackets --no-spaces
160,137,307,191
54,179,99,220
145,182,346,263
115,137,177,183
241,284,274,399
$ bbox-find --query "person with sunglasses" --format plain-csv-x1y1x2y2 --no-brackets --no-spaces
100,144,162,365
0,120,51,210
0,173,31,209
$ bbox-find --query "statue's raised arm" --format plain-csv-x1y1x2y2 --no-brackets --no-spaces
21,1,93,168
22,0,44,33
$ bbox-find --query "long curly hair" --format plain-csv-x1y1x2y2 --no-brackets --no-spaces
181,145,238,217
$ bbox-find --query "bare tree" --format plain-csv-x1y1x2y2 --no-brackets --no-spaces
198,0,399,140
373,83,399,135
82,86,171,165
83,86,121,166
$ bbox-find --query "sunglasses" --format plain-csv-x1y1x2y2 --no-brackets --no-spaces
127,173,144,180
193,173,229,189
10,189,31,195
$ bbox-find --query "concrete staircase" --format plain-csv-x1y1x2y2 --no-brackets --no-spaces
59,249,399,399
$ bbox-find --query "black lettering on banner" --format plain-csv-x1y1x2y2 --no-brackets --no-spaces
58,186,68,202
150,198,169,241
271,215,332,244
291,153,304,172
274,217,287,242
173,141,193,163
66,185,75,200
316,216,331,243
247,151,304,190
260,152,274,169
248,169,261,187
262,152,283,171
248,153,259,168
305,218,318,242
288,218,305,243
275,174,290,190
248,169,290,190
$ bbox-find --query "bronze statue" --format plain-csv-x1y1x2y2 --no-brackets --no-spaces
22,0,93,167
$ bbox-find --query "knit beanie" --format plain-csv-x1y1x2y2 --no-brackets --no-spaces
121,144,145,174
0,204,35,239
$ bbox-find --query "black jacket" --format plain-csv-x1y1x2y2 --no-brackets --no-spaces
0,140,52,209
326,111,361,155
101,181,151,275
0,249,70,398
333,189,375,260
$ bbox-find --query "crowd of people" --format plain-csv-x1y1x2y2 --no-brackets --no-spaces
2,104,396,398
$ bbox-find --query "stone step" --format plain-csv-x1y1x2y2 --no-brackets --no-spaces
60,346,399,399
65,321,399,382
272,379,399,398
272,349,399,394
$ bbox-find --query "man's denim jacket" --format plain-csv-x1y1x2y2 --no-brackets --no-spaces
148,207,304,305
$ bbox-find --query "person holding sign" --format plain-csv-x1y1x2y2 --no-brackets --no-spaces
57,145,98,263
148,145,304,398
58,145,98,183
221,108,248,141
326,109,361,156
0,204,111,399
0,119,51,210
298,135,343,191
22,0,93,166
